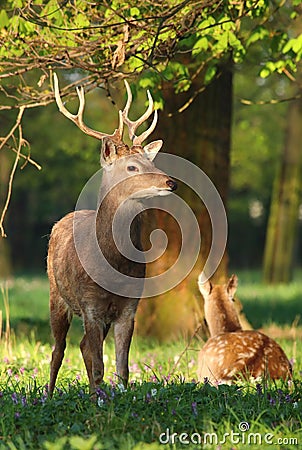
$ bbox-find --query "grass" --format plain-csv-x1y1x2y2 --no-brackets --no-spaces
0,272,301,449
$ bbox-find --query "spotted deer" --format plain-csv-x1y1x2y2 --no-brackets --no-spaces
47,75,177,396
197,274,292,384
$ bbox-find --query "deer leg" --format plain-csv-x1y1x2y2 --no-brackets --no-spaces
49,293,72,397
82,317,106,392
80,323,111,391
80,334,93,388
114,317,135,387
80,323,111,395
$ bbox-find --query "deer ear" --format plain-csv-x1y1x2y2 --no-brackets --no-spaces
143,140,163,161
227,274,238,298
198,273,212,298
100,137,118,167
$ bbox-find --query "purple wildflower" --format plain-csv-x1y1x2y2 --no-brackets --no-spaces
267,394,276,406
11,393,18,405
191,401,198,416
96,388,108,403
285,394,292,403
78,390,85,399
40,394,47,405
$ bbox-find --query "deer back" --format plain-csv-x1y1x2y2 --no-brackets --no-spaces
197,330,292,383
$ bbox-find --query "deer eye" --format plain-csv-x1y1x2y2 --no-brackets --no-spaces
127,165,139,172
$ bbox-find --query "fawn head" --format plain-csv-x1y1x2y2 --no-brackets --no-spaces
198,274,241,336
53,74,177,200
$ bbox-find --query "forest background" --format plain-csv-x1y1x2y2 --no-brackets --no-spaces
0,0,302,340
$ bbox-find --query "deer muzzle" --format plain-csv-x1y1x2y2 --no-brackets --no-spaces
166,179,177,191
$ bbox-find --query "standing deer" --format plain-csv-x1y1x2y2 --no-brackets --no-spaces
197,274,292,384
47,75,177,396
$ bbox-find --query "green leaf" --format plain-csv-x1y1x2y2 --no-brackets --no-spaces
204,65,217,84
259,67,271,78
246,26,269,46
127,55,144,72
154,98,164,111
9,0,23,6
130,7,140,17
292,35,302,53
192,37,208,56
197,16,216,30
74,13,90,28
0,10,9,28
43,437,68,450
221,19,236,31
175,79,191,93
69,435,99,450
214,31,228,53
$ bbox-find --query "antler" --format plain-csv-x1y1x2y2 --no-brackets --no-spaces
53,73,123,142
122,80,158,146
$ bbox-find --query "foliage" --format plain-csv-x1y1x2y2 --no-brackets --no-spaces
0,1,301,106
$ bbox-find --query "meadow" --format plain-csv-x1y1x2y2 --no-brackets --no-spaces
0,272,301,450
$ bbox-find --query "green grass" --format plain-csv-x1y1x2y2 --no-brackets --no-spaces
0,273,301,449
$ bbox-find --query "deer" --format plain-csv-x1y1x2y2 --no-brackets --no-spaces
47,74,177,397
197,274,292,384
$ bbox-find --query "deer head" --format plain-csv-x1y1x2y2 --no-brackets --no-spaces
198,274,241,336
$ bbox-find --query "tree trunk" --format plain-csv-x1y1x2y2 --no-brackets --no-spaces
263,95,302,283
137,64,233,340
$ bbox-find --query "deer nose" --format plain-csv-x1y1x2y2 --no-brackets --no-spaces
166,179,177,191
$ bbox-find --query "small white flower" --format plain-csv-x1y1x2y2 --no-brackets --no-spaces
117,383,127,393
293,402,298,409
151,388,157,397
97,398,105,407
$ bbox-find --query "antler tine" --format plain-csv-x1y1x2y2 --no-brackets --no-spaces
53,73,123,142
133,109,158,146
122,80,157,145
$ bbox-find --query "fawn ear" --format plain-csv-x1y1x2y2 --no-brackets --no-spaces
143,140,163,161
100,137,118,167
227,274,238,298
198,274,212,298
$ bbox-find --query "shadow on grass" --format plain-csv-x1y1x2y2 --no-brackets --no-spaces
8,316,85,346
242,295,301,329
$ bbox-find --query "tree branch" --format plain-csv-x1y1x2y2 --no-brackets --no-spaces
0,107,25,237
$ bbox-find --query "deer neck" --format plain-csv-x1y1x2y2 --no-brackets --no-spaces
96,186,143,262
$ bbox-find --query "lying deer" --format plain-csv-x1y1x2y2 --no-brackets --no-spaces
47,75,177,396
197,274,292,384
